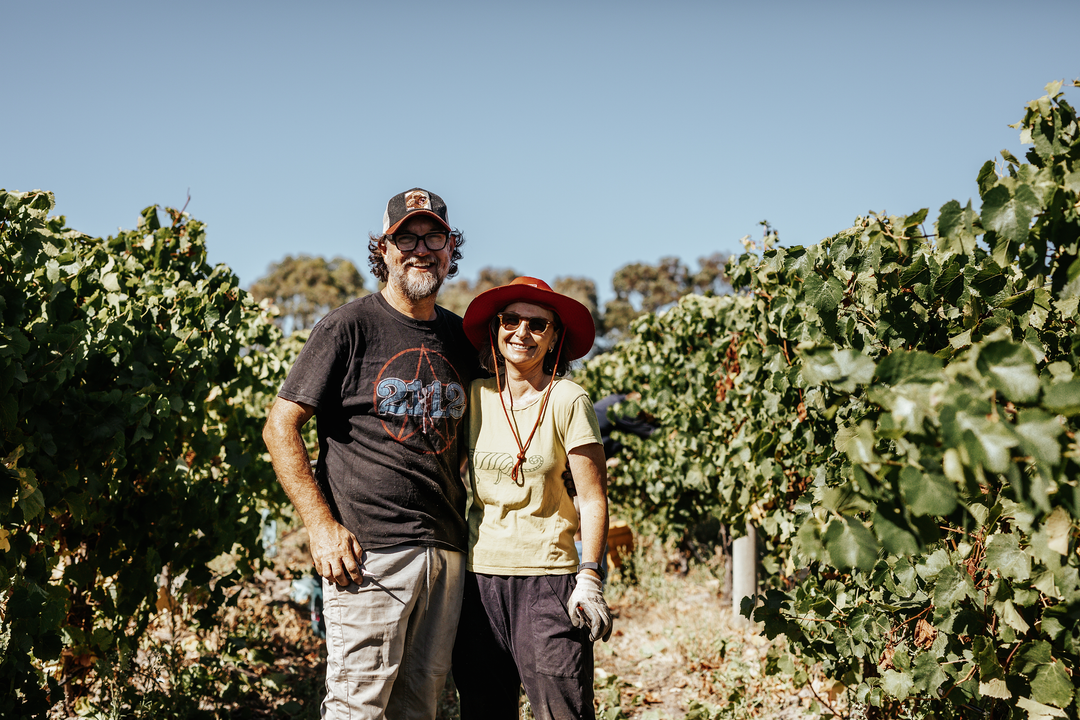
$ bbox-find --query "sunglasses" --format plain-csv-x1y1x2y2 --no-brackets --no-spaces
496,312,553,334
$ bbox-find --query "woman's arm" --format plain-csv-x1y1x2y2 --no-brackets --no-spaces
567,443,608,580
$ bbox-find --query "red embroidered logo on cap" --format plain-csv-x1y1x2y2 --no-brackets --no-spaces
404,191,431,211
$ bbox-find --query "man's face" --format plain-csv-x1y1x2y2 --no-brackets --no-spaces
382,214,456,302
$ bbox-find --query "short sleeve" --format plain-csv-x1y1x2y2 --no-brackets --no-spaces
277,313,352,408
559,390,603,455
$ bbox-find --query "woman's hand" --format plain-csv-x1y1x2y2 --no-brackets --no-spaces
568,572,612,641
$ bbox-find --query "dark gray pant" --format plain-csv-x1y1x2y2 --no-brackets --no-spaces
453,572,595,720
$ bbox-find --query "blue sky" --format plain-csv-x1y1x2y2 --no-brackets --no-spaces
5,1,1077,305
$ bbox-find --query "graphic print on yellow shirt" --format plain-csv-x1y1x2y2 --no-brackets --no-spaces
466,377,602,576
469,451,545,485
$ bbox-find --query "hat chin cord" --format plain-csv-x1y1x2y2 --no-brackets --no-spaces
490,329,566,484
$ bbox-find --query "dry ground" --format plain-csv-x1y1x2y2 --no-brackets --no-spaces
267,527,842,720
593,554,844,720
64,526,843,719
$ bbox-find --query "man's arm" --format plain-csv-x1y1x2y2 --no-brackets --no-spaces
262,397,364,586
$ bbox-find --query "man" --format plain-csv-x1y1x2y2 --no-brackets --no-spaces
263,188,479,719
593,392,655,461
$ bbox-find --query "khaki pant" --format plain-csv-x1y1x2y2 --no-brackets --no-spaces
322,545,465,720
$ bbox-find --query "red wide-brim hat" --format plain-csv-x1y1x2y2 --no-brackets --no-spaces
462,276,596,361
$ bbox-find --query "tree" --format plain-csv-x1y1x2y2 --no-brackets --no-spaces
249,254,367,333
552,275,602,347
438,266,520,317
602,252,732,342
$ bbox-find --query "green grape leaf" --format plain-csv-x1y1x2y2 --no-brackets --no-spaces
801,347,875,393
982,182,1040,246
985,533,1031,582
933,565,977,609
994,598,1031,634
803,272,845,312
937,200,980,255
874,350,943,385
872,504,921,556
954,410,1020,474
899,466,957,517
1012,641,1052,676
1015,697,1067,719
911,652,947,694
976,340,1040,403
1015,411,1063,466
1031,660,1074,709
881,669,914,700
823,516,879,571
1042,379,1080,415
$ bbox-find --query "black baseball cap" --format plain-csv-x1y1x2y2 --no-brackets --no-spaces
382,188,451,234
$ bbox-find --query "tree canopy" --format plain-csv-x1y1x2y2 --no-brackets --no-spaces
249,254,366,333
602,252,731,342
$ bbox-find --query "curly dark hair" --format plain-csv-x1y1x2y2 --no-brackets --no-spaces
367,229,464,283
477,315,572,379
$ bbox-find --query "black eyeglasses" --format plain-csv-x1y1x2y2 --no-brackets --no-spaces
497,312,552,334
386,231,450,252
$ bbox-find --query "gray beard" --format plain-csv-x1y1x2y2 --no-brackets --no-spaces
389,261,444,302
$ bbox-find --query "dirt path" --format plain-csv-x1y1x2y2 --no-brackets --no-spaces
594,566,841,719
200,527,841,719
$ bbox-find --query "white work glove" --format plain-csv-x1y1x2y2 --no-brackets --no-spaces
567,573,612,642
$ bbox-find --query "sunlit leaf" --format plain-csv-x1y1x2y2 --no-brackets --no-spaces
881,669,914,700
985,533,1031,582
1016,696,1067,719
933,565,977,609
976,340,1040,402
823,517,879,571
803,272,844,312
1042,379,1080,415
1031,660,1074,709
982,182,1040,246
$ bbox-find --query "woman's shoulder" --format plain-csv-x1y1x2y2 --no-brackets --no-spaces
551,377,591,403
470,376,500,394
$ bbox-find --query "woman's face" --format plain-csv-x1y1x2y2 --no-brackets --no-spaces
496,301,559,371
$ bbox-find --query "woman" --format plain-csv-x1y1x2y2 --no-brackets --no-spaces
453,276,612,720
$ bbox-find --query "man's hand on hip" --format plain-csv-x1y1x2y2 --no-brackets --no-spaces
308,520,364,586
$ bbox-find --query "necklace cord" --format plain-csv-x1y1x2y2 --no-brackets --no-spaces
490,327,566,482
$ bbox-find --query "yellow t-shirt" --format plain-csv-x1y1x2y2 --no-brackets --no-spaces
466,377,603,575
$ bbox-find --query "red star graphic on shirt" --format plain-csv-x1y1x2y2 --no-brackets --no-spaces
373,344,466,455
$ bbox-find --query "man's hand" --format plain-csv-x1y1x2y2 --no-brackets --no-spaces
308,519,365,587
264,398,364,587
567,573,613,642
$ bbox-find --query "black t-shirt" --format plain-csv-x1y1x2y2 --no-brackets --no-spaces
278,292,480,553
